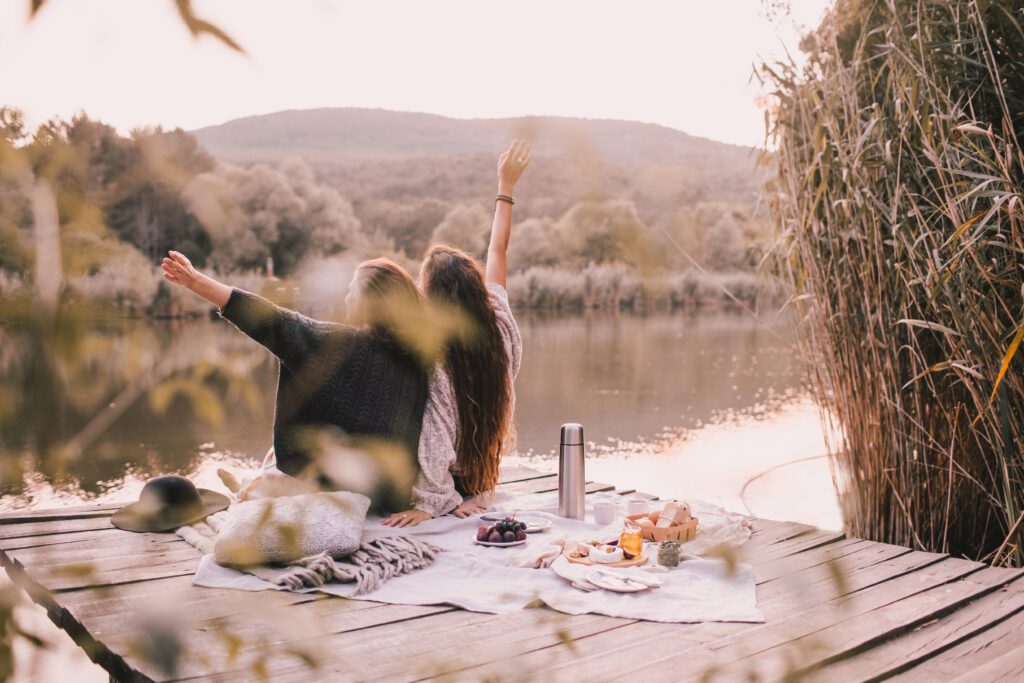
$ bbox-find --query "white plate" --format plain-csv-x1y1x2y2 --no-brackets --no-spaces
586,570,650,593
475,538,526,547
480,513,552,533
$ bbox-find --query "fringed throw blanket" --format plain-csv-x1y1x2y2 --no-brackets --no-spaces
177,511,442,595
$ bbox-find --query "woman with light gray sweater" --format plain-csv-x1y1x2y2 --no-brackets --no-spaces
382,140,530,527
223,141,529,524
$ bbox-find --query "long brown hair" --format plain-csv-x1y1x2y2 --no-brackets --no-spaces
421,245,512,496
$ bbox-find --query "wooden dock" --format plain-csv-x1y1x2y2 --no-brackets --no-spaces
2,466,1023,682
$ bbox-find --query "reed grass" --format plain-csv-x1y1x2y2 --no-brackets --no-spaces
765,0,1024,564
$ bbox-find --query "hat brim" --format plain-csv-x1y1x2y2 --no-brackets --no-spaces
111,489,230,533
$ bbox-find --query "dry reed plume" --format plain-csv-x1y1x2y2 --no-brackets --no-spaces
765,0,1024,565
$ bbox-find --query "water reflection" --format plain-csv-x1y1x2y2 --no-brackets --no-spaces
512,310,806,454
2,310,834,525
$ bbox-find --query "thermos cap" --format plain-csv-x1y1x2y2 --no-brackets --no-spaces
560,423,584,446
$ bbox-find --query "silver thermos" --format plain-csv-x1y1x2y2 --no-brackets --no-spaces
558,423,585,519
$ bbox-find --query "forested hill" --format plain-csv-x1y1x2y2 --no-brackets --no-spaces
191,108,763,212
0,106,771,314
192,108,755,166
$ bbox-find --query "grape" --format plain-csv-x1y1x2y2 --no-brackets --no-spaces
515,529,527,541
503,531,516,543
488,531,502,543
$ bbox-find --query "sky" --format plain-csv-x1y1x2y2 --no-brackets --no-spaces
0,0,830,147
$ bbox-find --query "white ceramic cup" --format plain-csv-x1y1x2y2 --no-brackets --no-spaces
592,501,617,525
627,498,649,517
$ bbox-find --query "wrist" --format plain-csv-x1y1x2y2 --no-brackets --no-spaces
497,181,515,196
187,271,207,293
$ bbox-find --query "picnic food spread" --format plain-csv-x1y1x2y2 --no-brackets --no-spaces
564,539,648,568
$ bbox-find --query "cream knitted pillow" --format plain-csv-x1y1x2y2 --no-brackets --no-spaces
213,491,370,566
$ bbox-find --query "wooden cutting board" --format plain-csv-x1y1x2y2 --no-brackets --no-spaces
562,548,648,568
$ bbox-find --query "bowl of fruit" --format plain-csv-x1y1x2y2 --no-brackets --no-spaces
475,516,529,547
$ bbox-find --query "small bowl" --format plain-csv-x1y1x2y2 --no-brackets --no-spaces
588,544,624,564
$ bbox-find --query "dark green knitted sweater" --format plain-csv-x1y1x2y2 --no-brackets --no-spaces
220,288,428,514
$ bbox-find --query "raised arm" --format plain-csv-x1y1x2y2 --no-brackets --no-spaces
162,250,330,368
485,139,530,288
162,250,231,308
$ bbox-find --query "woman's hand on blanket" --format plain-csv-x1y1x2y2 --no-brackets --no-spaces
381,509,432,527
451,501,488,518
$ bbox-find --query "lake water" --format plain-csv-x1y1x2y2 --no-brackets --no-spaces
0,310,840,528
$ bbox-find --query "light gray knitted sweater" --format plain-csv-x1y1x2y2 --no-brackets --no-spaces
411,283,522,516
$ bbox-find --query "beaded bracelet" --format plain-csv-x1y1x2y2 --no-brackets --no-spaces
495,194,515,206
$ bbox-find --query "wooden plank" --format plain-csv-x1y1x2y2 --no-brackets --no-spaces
762,549,942,613
105,475,635,680
497,465,551,484
949,646,1024,682
7,549,204,593
754,538,884,584
0,502,119,522
663,563,1010,682
0,515,120,541
3,529,186,564
717,566,1022,681
157,491,774,679
274,535,892,682
3,468,566,593
0,465,569,680
430,546,945,682
744,520,816,549
501,557,980,683
8,461,1021,683
48,575,332,683
804,578,1024,681
110,599,453,682
186,604,632,682
108,479,638,679
495,477,615,497
740,528,846,565
494,473,555,492
889,598,1024,681
58,573,325,623
0,525,155,552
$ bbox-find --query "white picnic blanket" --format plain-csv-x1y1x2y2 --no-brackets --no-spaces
190,491,764,623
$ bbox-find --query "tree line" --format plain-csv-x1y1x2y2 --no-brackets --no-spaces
0,109,771,312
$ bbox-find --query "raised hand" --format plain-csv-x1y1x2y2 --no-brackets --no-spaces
161,250,199,288
160,250,232,308
498,139,530,195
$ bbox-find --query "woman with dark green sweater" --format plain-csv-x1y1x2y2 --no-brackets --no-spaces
161,254,429,514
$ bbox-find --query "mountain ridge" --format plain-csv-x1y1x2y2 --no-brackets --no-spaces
191,107,758,167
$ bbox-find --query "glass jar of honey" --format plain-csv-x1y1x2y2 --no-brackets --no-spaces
619,524,644,557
